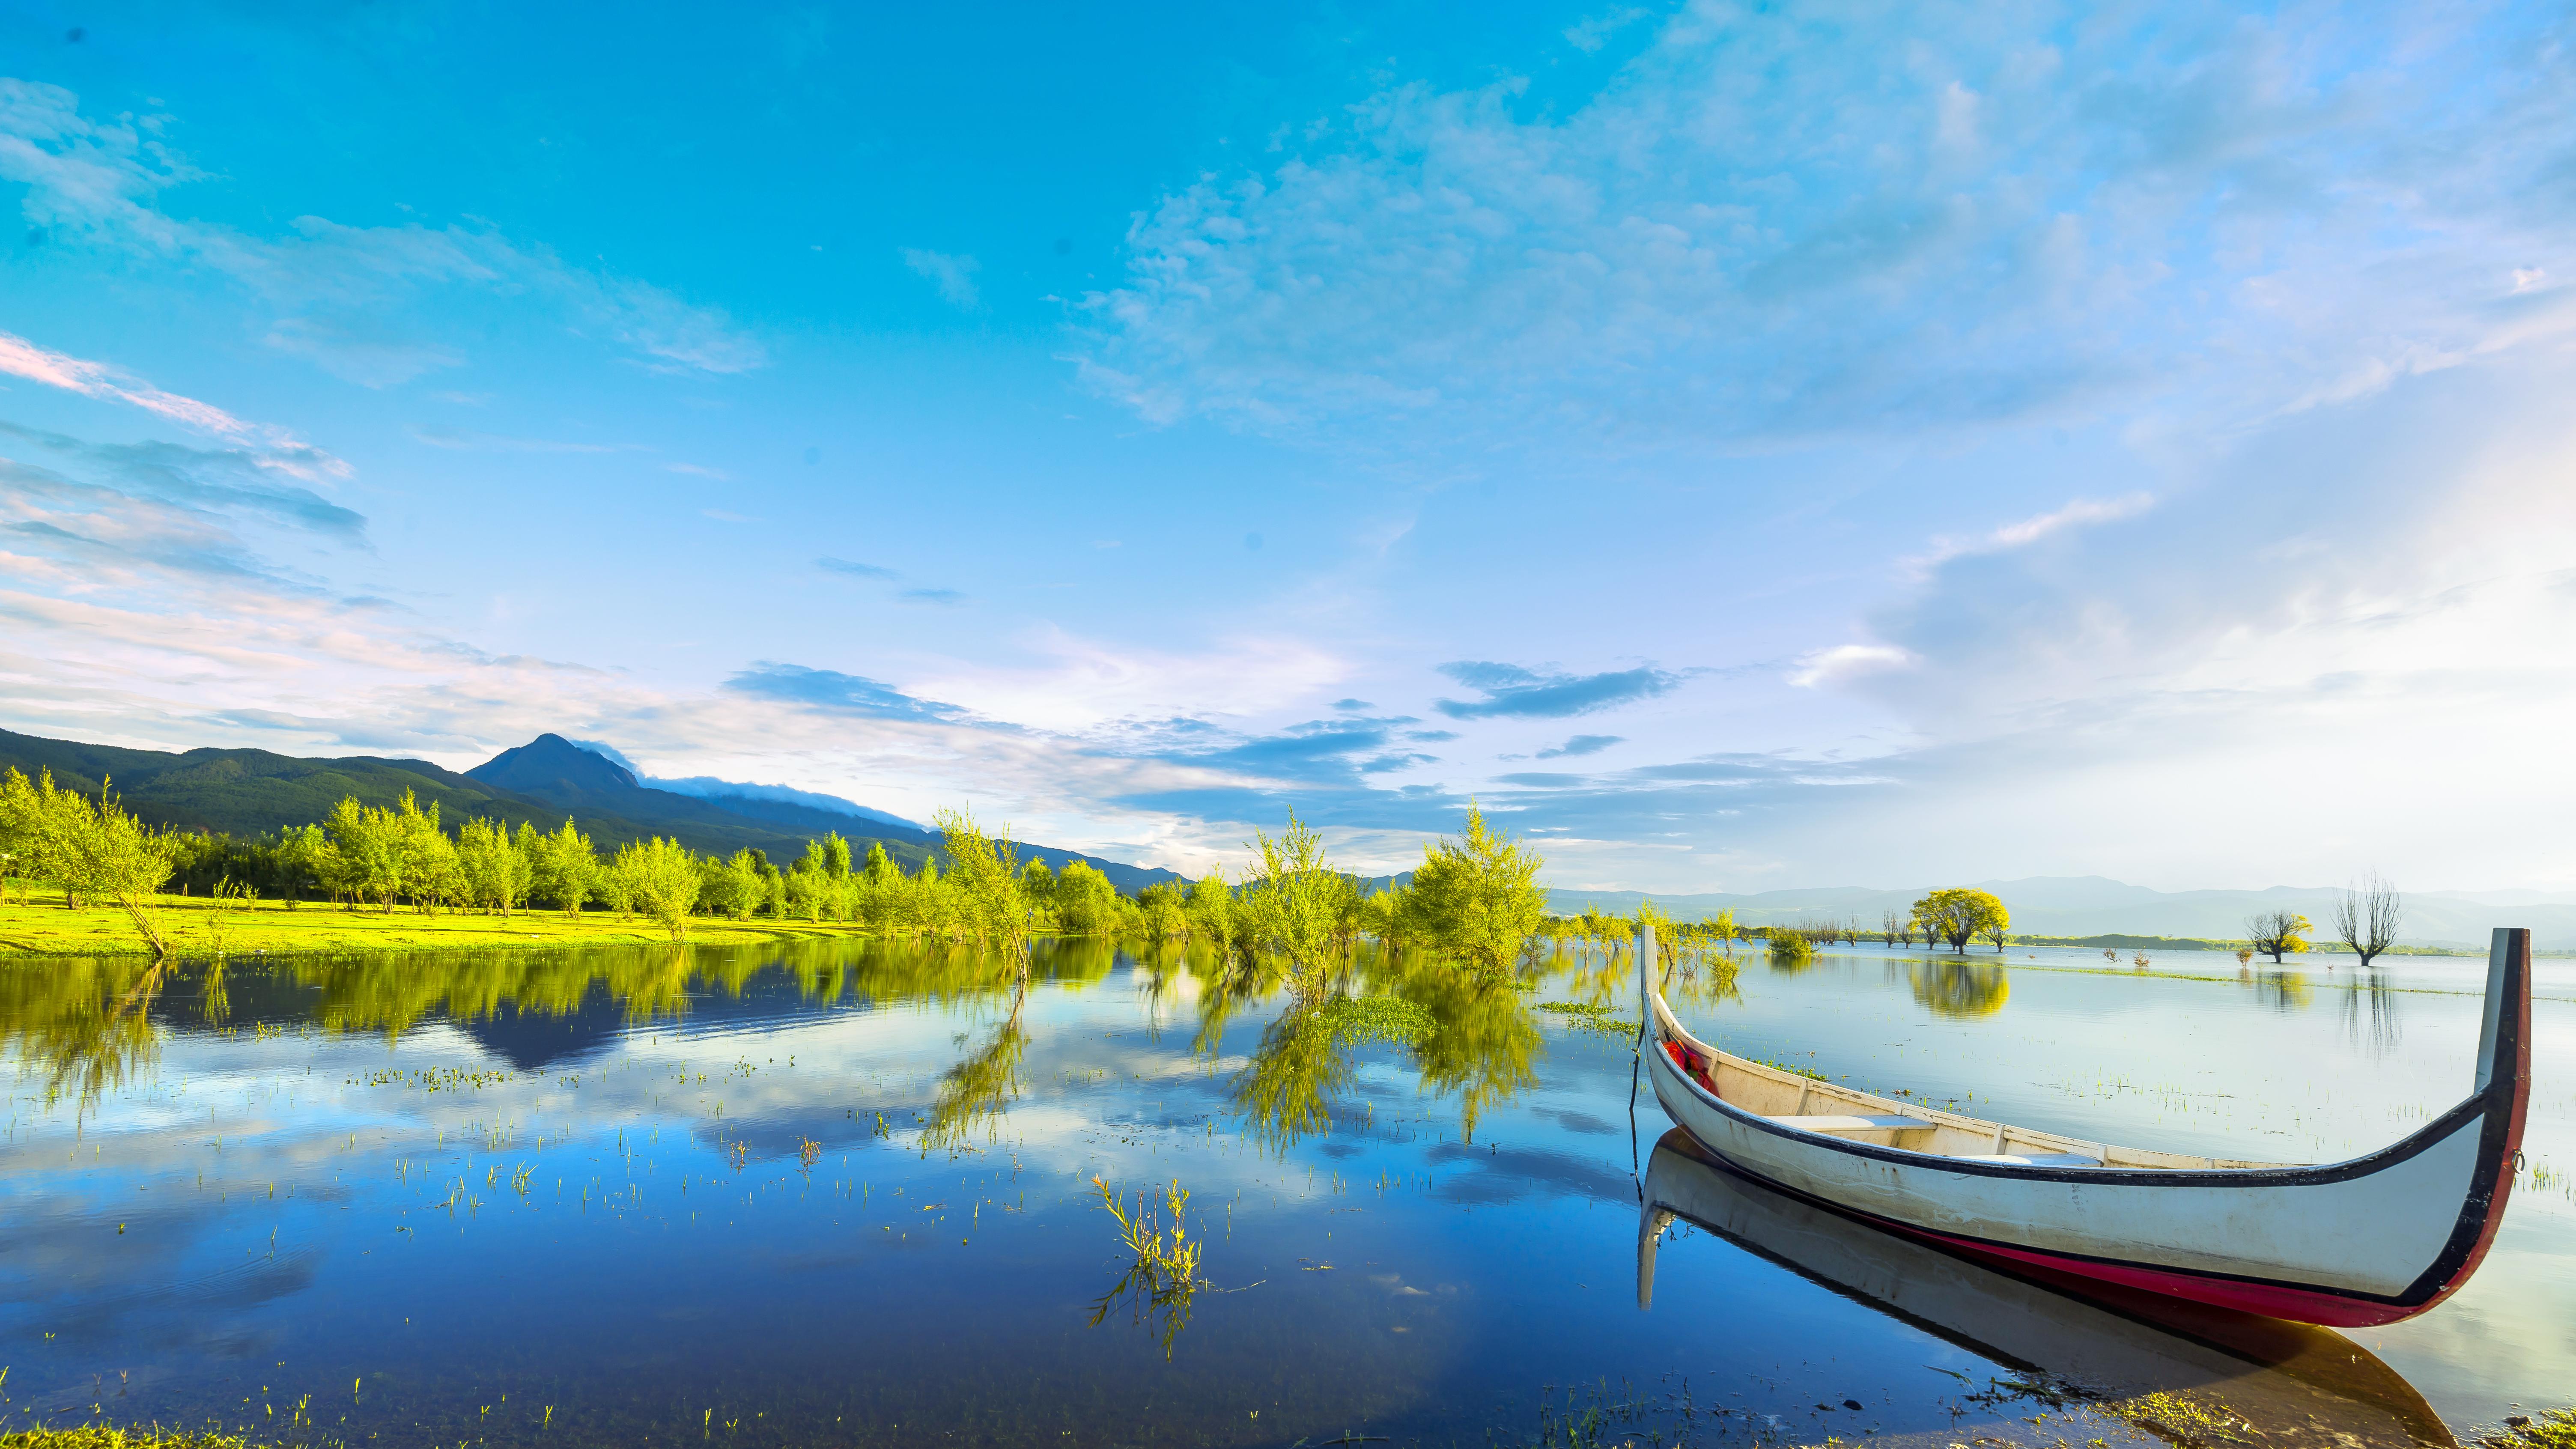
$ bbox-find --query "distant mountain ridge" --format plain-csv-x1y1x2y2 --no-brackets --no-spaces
465,734,1180,891
1540,874,2576,950
0,727,1181,893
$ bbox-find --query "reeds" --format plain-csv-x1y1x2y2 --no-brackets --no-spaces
1088,1175,1204,1357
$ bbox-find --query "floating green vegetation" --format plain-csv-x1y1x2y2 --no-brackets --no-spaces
2490,1407,2576,1448
1318,994,1436,1046
0,1428,259,1449
1767,930,1814,966
1535,1001,1637,1037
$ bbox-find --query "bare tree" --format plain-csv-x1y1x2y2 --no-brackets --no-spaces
1880,908,1907,946
2332,871,2404,969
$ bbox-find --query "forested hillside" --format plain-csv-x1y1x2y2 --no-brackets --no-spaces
0,729,1179,889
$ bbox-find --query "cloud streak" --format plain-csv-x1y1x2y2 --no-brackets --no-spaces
1434,661,1678,719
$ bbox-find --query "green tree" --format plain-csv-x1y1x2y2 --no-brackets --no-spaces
0,767,93,906
1054,860,1120,935
1402,803,1547,978
527,819,599,915
55,780,176,954
322,795,407,910
614,837,703,942
457,817,525,915
1185,874,1237,950
935,808,1027,951
1135,881,1189,939
1236,811,1345,997
1911,887,2007,955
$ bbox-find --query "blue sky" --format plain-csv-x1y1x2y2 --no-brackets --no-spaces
5,0,2574,893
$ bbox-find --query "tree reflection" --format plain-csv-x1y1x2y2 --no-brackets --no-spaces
920,975,1031,1154
2339,968,2403,1055
1907,961,2010,1018
0,957,173,1109
2250,970,2313,1011
1230,1002,1349,1154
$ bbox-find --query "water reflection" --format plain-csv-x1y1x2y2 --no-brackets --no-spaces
1637,1130,2455,1446
2341,968,2405,1055
2251,968,2314,1010
1907,960,2011,1018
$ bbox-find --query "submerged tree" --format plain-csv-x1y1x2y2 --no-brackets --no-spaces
1911,888,2007,955
1234,811,1347,997
2332,872,2403,969
1402,802,1548,979
2244,909,2314,963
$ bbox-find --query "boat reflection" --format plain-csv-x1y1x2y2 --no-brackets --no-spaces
1636,1129,2455,1447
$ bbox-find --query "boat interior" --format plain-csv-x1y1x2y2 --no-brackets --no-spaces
1649,982,2294,1173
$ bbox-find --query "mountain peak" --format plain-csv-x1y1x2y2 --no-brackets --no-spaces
467,734,640,796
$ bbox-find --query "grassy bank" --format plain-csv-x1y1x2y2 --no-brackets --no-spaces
0,1429,257,1449
0,885,873,958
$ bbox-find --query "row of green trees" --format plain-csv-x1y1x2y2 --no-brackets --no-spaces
0,766,1565,975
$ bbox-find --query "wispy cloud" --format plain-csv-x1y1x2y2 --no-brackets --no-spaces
901,248,982,310
1537,733,1623,759
0,80,765,383
816,557,896,579
1078,4,2576,454
1911,493,2155,572
408,426,624,454
0,329,341,472
723,663,969,722
1434,661,1678,719
898,587,967,606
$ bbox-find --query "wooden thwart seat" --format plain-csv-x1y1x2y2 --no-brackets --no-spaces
1772,1113,1930,1135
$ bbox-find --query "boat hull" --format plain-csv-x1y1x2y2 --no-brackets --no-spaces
1642,927,2530,1327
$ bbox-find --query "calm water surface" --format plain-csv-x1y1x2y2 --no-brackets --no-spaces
0,938,2568,1448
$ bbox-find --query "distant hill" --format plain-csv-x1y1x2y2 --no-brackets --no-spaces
466,734,1182,892
0,727,607,840
1541,874,2576,951
0,728,1182,893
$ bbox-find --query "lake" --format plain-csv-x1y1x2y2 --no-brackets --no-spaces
0,936,2567,1447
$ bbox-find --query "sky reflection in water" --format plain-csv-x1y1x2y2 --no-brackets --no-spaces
0,939,2567,1447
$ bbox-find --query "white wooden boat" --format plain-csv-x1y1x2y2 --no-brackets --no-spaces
1637,924,2532,1327
1638,1129,2455,1446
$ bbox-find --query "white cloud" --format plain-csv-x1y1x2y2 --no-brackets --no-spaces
900,248,983,310
1788,644,1913,689
1909,492,2156,572
0,329,342,474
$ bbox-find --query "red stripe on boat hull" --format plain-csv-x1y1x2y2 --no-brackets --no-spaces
1902,1227,2424,1327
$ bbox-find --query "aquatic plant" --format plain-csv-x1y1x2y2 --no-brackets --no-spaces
1537,1000,1637,1036
1319,993,1437,1046
2490,1406,2576,1446
1088,1175,1205,1358
0,1427,259,1447
1768,930,1814,966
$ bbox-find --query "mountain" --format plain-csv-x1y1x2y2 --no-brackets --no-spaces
1541,876,2576,950
0,727,594,839
464,734,1181,892
0,727,1181,892
641,776,920,833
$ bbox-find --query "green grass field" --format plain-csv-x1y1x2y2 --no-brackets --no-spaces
0,885,873,957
